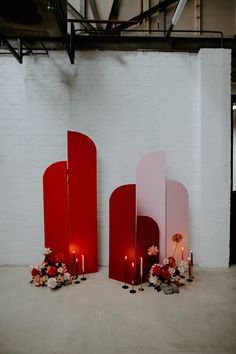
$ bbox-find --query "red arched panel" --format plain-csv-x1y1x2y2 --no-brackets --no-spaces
43,161,69,266
67,131,98,274
136,215,159,284
109,184,136,284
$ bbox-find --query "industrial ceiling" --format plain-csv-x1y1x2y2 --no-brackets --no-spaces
0,0,236,79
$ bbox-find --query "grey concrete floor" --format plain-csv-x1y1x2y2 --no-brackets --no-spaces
0,266,236,354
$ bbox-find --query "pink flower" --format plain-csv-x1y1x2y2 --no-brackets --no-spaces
148,245,159,256
33,275,41,287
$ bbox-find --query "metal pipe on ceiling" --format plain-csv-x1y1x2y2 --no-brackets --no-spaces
166,0,188,37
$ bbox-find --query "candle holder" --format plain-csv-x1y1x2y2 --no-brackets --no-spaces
138,284,144,291
81,272,87,281
74,277,80,284
187,258,193,282
122,256,129,289
129,282,136,294
138,275,144,291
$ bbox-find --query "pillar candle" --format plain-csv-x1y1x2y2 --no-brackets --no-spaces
131,262,135,284
82,254,85,273
140,257,143,278
75,258,78,278
190,250,193,266
72,251,76,267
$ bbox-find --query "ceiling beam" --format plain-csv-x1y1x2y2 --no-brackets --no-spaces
88,0,103,30
106,0,121,31
68,2,96,31
112,0,178,32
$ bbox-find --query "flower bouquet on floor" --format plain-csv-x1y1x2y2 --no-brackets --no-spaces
148,256,188,294
30,248,72,289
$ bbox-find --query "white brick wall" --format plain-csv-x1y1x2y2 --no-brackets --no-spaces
0,49,231,267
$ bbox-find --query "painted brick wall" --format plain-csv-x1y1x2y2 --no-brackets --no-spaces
0,49,231,266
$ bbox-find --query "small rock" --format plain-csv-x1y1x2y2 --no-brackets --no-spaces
163,285,174,294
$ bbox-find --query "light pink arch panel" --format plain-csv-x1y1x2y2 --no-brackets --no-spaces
166,181,189,263
136,151,166,262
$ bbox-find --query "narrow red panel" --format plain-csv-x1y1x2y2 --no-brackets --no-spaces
136,216,159,284
43,161,69,266
109,185,136,284
67,131,98,274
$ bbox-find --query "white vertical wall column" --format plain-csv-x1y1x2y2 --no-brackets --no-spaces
197,49,231,267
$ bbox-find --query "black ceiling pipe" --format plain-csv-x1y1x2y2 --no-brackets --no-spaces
0,0,43,24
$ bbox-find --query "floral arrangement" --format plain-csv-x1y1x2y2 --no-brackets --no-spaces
30,248,72,289
148,245,189,294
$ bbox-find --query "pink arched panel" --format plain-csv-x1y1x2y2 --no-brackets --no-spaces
136,151,166,262
166,181,189,263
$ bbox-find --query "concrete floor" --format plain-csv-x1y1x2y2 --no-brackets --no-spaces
0,266,236,354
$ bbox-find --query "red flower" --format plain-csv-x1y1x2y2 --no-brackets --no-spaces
31,268,39,277
45,253,54,264
47,266,57,277
162,269,171,280
152,265,162,277
55,253,64,263
172,233,183,243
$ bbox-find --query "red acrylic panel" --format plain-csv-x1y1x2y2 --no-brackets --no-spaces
109,184,136,284
43,161,69,266
67,131,98,274
136,215,159,284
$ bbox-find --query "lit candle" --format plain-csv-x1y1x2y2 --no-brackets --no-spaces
82,254,85,273
129,262,136,293
190,250,193,266
124,256,127,276
140,257,143,278
75,258,78,278
72,250,76,267
181,247,184,261
132,262,135,284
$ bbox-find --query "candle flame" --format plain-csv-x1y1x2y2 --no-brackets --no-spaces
72,250,75,254
132,262,134,267
76,258,78,262
125,256,127,260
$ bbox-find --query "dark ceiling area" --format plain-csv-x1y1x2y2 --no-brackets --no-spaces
0,0,236,80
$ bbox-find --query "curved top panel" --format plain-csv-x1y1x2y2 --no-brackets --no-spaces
166,180,189,263
136,151,166,262
68,131,97,152
43,161,67,180
67,130,98,274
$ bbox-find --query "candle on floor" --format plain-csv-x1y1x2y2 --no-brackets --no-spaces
129,262,136,294
75,258,78,278
139,257,144,292
140,257,143,278
190,250,193,266
72,250,76,267
181,247,184,261
122,256,129,289
82,254,85,273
